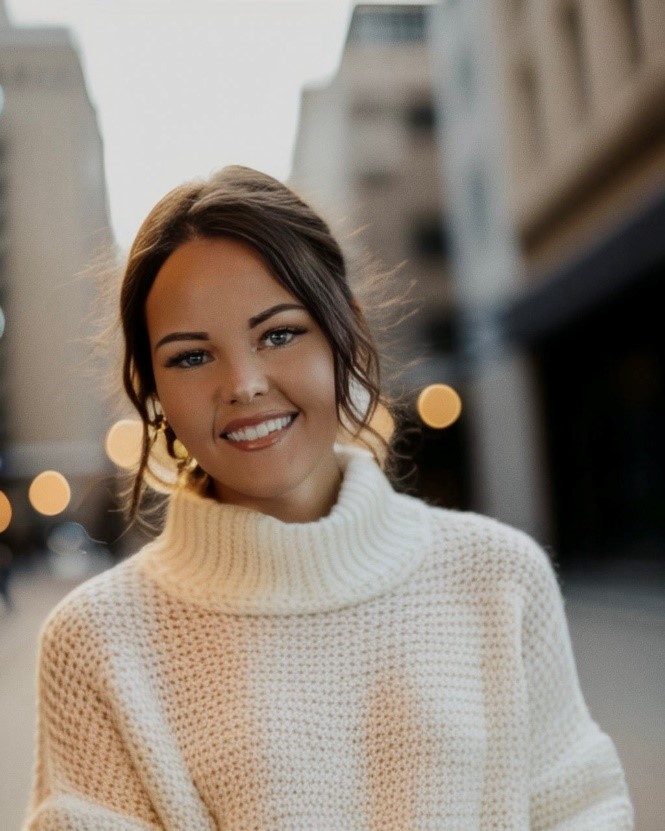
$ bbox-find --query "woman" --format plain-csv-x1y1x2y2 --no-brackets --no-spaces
24,166,633,829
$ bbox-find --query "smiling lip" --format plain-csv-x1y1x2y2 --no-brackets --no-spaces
222,414,297,453
219,411,298,436
220,413,298,452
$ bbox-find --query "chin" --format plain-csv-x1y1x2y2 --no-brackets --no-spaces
230,457,328,498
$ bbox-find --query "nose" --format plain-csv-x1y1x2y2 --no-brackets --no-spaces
218,349,269,405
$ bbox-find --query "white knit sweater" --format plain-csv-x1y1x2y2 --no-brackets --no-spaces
24,446,633,830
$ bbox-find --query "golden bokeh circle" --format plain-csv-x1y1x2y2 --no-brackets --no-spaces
0,491,11,533
105,419,144,469
369,401,395,443
417,384,462,429
357,401,396,467
28,471,71,517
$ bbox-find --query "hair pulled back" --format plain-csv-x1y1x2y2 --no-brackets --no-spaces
120,165,390,519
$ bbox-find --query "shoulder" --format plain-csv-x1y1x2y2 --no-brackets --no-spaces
37,554,145,665
416,500,561,596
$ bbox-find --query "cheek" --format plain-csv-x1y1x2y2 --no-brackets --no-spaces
301,351,338,412
153,373,203,436
153,373,176,417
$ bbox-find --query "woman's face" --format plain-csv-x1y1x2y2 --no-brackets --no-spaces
145,236,341,522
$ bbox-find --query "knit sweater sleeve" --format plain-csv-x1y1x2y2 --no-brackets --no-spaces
23,598,163,831
520,537,634,830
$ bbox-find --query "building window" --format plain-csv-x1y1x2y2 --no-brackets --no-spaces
424,314,457,353
405,100,436,132
509,0,526,19
561,2,589,119
350,100,388,121
348,7,426,44
465,165,490,239
411,214,449,261
358,169,396,189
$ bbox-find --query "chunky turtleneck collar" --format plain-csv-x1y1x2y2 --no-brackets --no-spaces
135,446,432,615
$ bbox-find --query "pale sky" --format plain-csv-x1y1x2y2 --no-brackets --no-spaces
5,0,365,249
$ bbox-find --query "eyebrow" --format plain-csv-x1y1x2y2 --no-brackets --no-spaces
248,303,306,329
154,332,209,351
154,303,307,351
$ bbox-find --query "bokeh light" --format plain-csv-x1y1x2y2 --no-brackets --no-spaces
47,521,89,555
0,304,5,339
369,401,395,442
357,401,396,466
28,471,71,516
46,521,112,581
0,491,11,533
417,384,463,429
337,386,396,466
105,419,143,469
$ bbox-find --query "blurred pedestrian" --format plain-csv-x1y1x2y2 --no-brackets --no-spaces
23,167,634,830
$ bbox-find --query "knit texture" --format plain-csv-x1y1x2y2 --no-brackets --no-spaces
24,446,633,830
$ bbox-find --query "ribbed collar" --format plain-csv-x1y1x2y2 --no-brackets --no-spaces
136,446,432,615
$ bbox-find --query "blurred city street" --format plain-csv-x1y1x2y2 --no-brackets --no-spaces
1,564,78,831
2,559,664,831
1,0,664,829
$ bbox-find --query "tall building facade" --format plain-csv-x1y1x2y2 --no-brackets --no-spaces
0,80,7,476
493,0,664,271
0,8,113,546
292,5,454,372
292,4,469,509
431,0,665,571
429,0,549,539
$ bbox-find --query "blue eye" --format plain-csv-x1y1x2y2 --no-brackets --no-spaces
261,326,306,348
166,350,210,368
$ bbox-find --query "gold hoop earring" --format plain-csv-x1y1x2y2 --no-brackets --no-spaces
151,415,189,461
152,414,167,434
172,438,189,461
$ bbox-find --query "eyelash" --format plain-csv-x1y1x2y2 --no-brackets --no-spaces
261,325,306,348
165,350,209,369
164,326,307,368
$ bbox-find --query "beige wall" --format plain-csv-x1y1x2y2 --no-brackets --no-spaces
0,27,112,478
491,0,665,272
291,15,453,379
429,0,551,540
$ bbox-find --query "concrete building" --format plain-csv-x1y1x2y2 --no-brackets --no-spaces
292,5,454,374
291,4,469,508
429,0,548,539
492,0,664,272
0,80,7,468
431,0,665,570
0,5,113,547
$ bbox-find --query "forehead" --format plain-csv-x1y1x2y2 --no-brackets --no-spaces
146,237,299,328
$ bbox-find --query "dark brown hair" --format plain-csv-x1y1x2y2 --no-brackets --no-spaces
120,165,397,520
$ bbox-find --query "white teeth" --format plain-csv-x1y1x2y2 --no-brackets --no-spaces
226,415,293,442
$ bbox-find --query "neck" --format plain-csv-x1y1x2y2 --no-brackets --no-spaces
136,445,433,615
212,454,343,523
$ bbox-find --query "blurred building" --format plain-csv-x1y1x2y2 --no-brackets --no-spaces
291,4,470,509
0,7,114,553
432,0,665,575
0,84,7,472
